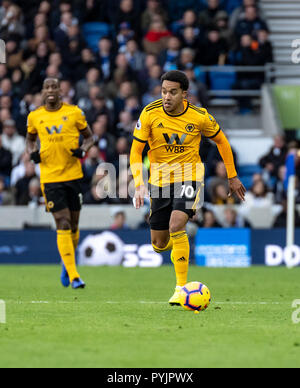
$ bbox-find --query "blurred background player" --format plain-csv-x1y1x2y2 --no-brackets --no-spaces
130,70,246,305
26,78,94,289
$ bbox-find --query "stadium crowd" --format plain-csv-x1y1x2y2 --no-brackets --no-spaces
0,0,290,229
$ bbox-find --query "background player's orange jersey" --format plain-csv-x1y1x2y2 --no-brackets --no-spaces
27,103,88,184
133,99,220,187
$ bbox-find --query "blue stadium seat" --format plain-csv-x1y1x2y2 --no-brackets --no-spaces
209,66,236,91
82,22,112,52
194,66,207,84
239,165,262,177
239,165,262,190
226,0,243,14
240,176,254,190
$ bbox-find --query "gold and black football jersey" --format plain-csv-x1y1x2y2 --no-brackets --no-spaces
133,99,221,187
27,103,88,184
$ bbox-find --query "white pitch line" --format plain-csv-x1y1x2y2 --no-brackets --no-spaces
12,300,286,306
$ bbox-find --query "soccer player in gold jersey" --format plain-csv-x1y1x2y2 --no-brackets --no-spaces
130,71,246,305
26,78,94,289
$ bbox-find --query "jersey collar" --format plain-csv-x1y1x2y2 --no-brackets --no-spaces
163,100,190,118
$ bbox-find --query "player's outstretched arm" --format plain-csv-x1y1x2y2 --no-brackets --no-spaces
130,139,148,209
26,133,41,164
71,125,94,158
211,130,246,202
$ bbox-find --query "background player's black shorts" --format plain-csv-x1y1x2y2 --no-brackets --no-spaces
149,181,204,231
42,179,83,213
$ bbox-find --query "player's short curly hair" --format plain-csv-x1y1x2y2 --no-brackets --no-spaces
161,71,189,91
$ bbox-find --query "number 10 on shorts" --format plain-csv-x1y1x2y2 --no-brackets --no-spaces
0,300,6,324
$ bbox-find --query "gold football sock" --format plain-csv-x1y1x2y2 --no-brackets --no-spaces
72,229,80,251
170,231,189,287
152,238,173,253
57,230,80,282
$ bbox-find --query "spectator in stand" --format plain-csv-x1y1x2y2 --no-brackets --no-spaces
256,29,273,65
199,208,222,228
5,39,23,70
243,179,274,207
116,110,135,139
124,95,140,120
230,0,263,30
75,48,97,82
92,118,116,162
211,181,236,205
214,11,234,49
143,18,172,56
96,37,114,82
223,207,246,228
111,209,130,230
207,161,230,202
137,54,158,91
14,161,37,205
0,175,12,205
1,119,25,166
274,199,300,228
110,136,130,173
273,165,287,204
28,25,56,54
178,48,197,71
54,11,78,51
113,81,137,121
199,27,228,66
0,3,25,40
116,22,135,54
185,69,209,108
10,152,40,187
18,176,43,207
125,39,145,72
59,79,75,104
230,34,266,111
172,9,202,40
145,63,163,93
113,0,140,35
141,0,169,33
198,0,223,29
235,5,268,40
83,173,113,205
76,67,102,100
180,26,201,54
0,134,13,180
82,145,104,194
142,82,162,106
84,93,112,124
259,135,287,179
167,0,201,23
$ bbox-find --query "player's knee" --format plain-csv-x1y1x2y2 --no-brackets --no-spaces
169,222,183,235
56,217,72,231
152,239,169,251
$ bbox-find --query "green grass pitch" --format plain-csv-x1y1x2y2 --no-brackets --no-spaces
0,265,300,368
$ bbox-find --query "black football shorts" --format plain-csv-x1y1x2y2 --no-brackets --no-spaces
42,179,83,213
149,181,204,231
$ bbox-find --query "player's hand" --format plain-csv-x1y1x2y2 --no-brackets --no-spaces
30,151,41,164
71,148,86,159
228,177,246,202
134,185,148,209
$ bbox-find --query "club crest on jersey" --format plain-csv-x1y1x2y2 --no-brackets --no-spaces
46,125,63,135
185,124,195,133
